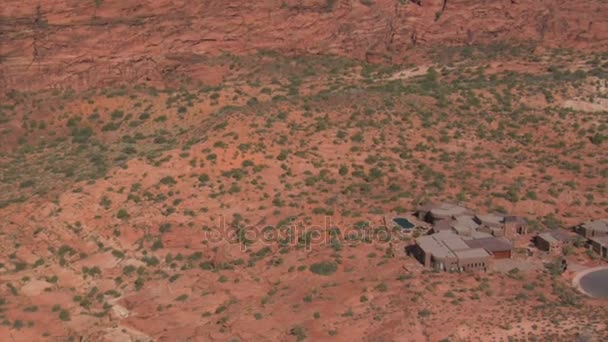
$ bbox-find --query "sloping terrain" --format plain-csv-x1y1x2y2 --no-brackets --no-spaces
1,47,608,341
1,1,608,341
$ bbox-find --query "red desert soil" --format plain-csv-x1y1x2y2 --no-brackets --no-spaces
1,1,608,342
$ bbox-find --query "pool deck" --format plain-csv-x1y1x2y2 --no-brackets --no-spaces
572,265,608,298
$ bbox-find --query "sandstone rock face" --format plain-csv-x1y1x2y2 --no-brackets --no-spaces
1,0,607,91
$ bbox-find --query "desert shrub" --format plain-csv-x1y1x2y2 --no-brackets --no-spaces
19,180,35,188
151,240,164,251
198,173,210,184
23,305,38,312
116,209,130,220
160,223,172,233
310,261,337,276
175,294,188,302
290,326,307,341
159,176,177,185
111,110,124,120
277,149,289,161
59,309,71,321
101,122,120,131
418,309,432,318
100,196,112,209
590,133,606,145
71,127,94,143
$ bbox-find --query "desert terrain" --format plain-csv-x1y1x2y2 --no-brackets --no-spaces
1,0,608,341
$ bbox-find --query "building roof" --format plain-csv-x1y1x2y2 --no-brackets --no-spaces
416,234,456,259
416,231,493,262
455,215,480,229
504,216,527,224
454,248,491,259
448,215,479,236
548,229,576,242
475,213,504,226
590,236,608,246
469,231,494,240
429,203,471,220
432,219,454,232
464,237,513,252
538,232,559,244
441,236,472,252
582,219,608,233
452,224,473,236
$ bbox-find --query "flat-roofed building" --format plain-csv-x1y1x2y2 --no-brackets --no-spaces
430,219,454,233
535,229,576,254
416,202,473,223
504,215,528,237
453,249,492,272
469,231,494,240
477,225,505,237
576,219,608,239
474,213,504,229
536,232,562,254
451,215,480,237
428,204,472,223
411,232,490,272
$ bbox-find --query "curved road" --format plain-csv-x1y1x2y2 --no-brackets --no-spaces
573,266,608,298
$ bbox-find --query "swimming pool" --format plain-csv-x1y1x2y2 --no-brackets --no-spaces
393,217,415,229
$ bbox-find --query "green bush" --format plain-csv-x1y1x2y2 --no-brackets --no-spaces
310,261,338,276
290,325,308,341
116,209,130,220
418,309,432,318
198,173,210,184
159,176,177,185
59,309,71,321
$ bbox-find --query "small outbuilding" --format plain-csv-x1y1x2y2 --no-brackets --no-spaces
536,232,562,254
504,215,528,237
535,229,576,254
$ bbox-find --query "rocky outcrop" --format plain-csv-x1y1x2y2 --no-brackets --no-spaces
1,0,607,91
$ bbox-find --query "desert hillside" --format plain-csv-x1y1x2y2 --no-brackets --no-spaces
1,1,608,342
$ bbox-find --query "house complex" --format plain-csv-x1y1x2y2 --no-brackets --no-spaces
411,202,524,271
417,202,527,238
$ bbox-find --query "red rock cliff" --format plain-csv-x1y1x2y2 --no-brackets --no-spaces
1,0,607,91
